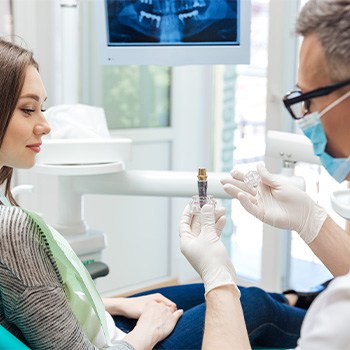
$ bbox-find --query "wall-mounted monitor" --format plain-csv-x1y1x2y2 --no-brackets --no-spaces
95,0,251,66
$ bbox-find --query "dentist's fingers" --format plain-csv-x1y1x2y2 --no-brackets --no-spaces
215,215,226,237
237,192,261,220
256,163,284,188
179,204,194,238
222,183,247,199
214,206,226,237
230,168,246,180
180,204,192,224
214,206,226,222
221,172,257,195
190,212,201,237
180,204,226,239
200,205,217,239
220,168,246,183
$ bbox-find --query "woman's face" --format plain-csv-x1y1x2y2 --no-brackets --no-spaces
0,65,50,169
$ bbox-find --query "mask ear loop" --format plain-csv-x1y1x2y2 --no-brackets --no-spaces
320,89,350,161
319,89,350,117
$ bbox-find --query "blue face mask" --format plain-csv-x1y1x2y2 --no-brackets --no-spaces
297,90,350,183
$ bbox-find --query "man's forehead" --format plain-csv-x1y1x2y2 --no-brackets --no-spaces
298,34,331,90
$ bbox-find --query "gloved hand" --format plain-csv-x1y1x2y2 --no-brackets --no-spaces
179,204,239,297
221,163,328,244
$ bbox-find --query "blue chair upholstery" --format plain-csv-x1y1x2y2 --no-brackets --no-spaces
0,325,30,349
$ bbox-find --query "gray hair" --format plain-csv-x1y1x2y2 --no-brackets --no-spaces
296,0,350,81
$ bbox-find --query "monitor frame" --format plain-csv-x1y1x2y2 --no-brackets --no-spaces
95,0,251,66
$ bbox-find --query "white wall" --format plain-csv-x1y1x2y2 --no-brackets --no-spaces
12,0,62,106
0,0,12,36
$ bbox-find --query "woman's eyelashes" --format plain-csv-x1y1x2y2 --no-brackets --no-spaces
22,108,35,116
21,106,46,116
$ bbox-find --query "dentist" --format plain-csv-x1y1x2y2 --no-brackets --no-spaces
181,0,350,349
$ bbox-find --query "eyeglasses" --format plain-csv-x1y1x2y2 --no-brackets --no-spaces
283,78,350,120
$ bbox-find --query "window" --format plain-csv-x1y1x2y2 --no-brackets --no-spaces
214,0,269,282
79,1,171,130
100,65,171,129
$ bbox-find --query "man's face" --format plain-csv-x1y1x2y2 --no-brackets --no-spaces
297,33,350,179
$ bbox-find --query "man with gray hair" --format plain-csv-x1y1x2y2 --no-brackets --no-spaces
180,0,350,349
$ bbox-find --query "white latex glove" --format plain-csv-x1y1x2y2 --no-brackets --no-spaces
179,204,239,297
221,164,328,244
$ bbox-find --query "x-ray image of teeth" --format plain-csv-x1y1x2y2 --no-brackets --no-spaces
106,0,239,45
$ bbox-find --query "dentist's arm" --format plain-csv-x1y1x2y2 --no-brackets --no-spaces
221,164,350,276
179,204,250,350
309,216,350,276
204,285,248,350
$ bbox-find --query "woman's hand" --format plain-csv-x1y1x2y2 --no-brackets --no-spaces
103,293,177,319
123,300,183,350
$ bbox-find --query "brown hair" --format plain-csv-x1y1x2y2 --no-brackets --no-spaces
0,38,39,205
296,0,350,82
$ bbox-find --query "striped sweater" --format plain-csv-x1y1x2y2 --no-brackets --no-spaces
0,205,134,350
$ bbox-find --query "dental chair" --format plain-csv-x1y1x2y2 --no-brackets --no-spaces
0,328,287,350
0,326,30,350
0,260,108,349
84,259,109,280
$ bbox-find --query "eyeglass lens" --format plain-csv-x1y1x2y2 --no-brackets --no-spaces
290,100,311,119
286,91,313,119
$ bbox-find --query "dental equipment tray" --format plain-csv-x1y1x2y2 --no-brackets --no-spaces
330,189,350,220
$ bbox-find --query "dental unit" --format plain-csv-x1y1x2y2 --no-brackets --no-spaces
28,130,350,265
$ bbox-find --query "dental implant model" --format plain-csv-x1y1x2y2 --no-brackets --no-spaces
190,168,215,215
243,170,261,189
197,167,208,199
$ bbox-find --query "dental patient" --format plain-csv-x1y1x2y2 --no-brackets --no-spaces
0,38,184,350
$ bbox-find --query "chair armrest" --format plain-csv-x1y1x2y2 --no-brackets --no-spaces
84,260,109,280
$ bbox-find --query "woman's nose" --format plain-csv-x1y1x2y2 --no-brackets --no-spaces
35,118,51,136
42,122,51,135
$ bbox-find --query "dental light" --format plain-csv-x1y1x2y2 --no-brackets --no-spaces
266,130,321,166
266,130,350,219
